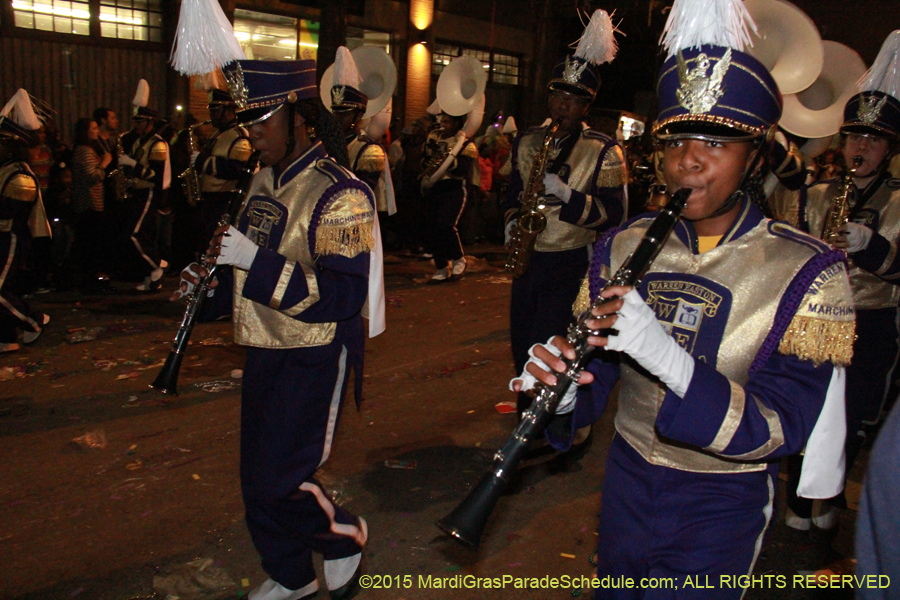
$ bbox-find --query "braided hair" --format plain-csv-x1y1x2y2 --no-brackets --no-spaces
295,98,350,169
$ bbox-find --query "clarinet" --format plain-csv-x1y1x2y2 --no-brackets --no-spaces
437,187,691,548
151,150,261,395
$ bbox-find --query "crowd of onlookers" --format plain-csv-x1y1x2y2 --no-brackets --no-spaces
24,106,857,297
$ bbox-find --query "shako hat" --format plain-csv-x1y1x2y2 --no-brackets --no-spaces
0,89,41,144
222,59,318,126
653,0,782,142
841,30,900,139
548,9,621,99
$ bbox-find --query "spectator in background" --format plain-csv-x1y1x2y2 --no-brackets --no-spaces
71,118,112,288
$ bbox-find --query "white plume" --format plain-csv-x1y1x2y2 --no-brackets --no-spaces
132,79,150,108
858,30,900,100
661,0,758,59
0,89,41,130
502,116,518,135
574,9,622,65
170,0,246,76
333,46,361,88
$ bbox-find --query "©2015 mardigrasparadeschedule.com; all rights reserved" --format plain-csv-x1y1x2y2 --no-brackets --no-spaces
357,573,893,592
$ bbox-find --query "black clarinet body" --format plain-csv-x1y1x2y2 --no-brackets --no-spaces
437,188,691,548
151,150,261,395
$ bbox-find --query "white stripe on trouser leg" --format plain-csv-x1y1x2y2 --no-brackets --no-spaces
318,345,348,467
0,235,39,331
741,475,775,600
131,191,159,270
297,483,367,547
324,517,367,590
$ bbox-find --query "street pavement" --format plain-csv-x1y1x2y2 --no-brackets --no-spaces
0,245,864,600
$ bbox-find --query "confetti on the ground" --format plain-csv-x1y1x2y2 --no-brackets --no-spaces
495,401,516,414
114,372,140,381
192,474,200,480
467,410,475,414
560,553,576,559
242,578,250,588
197,380,239,393
231,369,244,379
384,460,417,470
445,566,461,572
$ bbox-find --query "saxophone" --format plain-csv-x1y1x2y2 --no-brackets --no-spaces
178,120,211,207
820,155,863,247
505,119,561,278
108,136,132,201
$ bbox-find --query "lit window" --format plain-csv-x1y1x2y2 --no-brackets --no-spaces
99,0,162,42
234,9,299,61
432,43,520,85
12,0,91,35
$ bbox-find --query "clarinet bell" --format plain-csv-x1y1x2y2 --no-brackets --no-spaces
150,351,184,395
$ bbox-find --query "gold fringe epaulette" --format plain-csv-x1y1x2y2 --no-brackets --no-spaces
149,141,168,161
596,146,627,188
3,173,37,202
315,221,375,258
356,145,385,173
572,276,592,317
314,184,376,258
229,138,253,162
778,315,855,367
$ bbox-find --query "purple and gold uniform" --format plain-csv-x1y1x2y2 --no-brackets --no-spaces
506,125,627,411
779,172,900,510
125,130,169,277
422,129,477,271
209,138,375,592
194,123,253,244
0,161,50,343
548,197,855,598
348,135,388,212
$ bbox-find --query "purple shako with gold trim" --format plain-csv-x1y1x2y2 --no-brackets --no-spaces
654,45,782,141
223,59,318,126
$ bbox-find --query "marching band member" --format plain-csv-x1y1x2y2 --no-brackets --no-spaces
515,0,855,595
504,9,628,424
121,79,171,291
192,88,252,251
0,89,51,352
176,59,376,600
781,30,900,535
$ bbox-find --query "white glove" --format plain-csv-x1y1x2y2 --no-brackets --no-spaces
172,263,215,300
509,338,579,415
841,222,873,253
217,226,259,271
117,154,136,168
605,289,695,398
504,219,517,245
190,150,201,166
543,173,572,203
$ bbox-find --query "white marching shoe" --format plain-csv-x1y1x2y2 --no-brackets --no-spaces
248,578,318,600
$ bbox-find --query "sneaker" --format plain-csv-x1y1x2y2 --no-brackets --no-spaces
451,257,467,277
429,268,450,283
134,278,163,292
0,342,20,353
326,517,367,600
249,579,318,600
812,503,840,530
23,314,50,345
785,507,812,531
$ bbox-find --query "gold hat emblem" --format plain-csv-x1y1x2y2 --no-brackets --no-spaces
858,94,888,126
225,63,249,111
676,49,731,115
331,86,346,108
562,56,589,85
